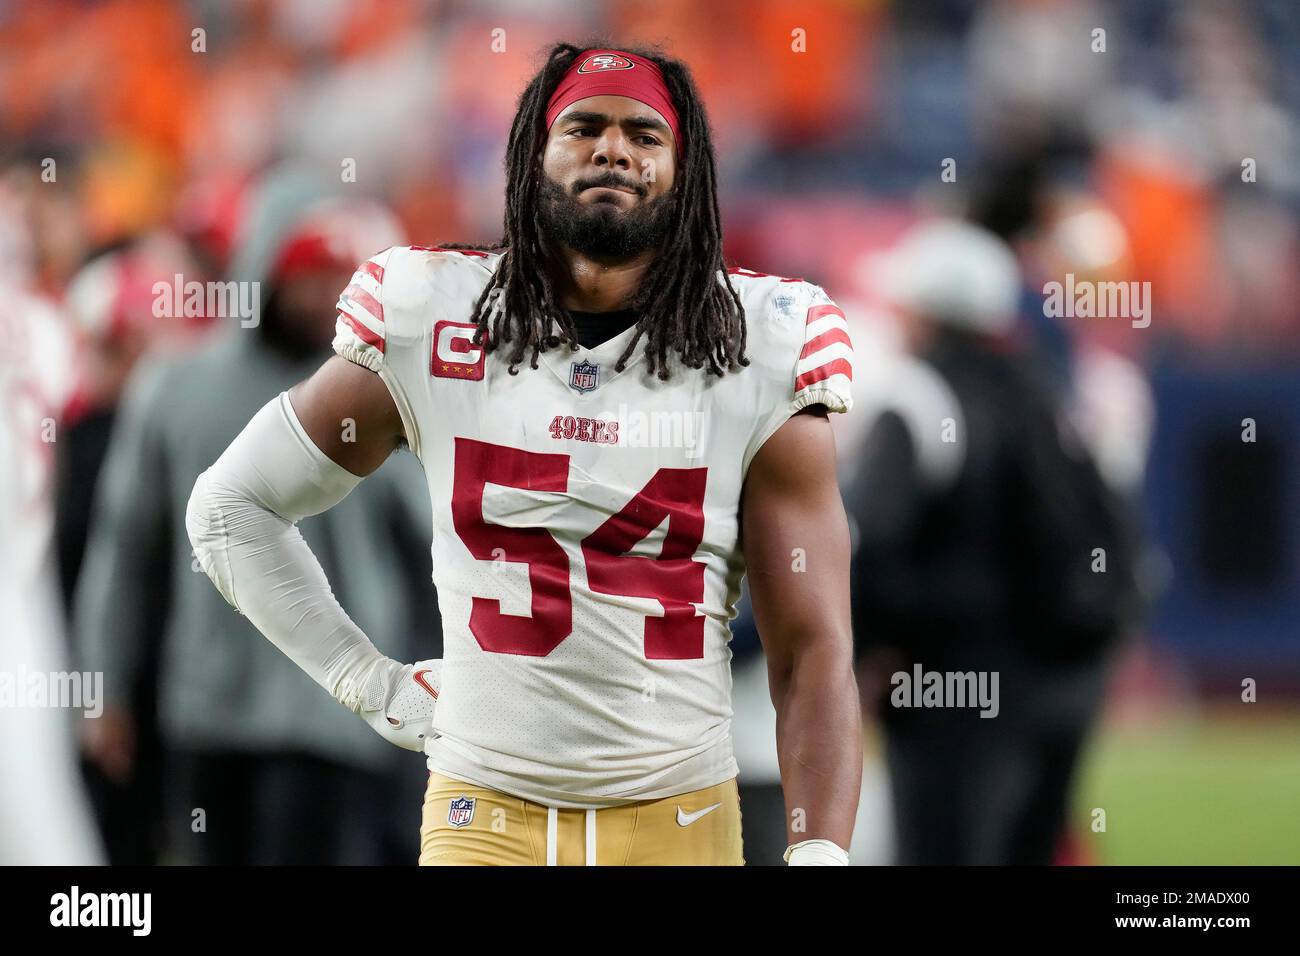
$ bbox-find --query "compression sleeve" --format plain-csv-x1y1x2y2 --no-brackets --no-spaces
185,392,400,714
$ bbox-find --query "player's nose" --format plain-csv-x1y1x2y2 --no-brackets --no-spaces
591,130,634,171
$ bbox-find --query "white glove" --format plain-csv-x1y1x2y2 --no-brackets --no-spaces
784,839,850,866
359,659,442,752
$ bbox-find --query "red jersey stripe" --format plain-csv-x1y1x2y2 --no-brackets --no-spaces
344,283,383,325
805,303,846,325
800,326,853,359
795,358,853,391
340,310,385,353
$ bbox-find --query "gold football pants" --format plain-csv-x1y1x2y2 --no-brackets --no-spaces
419,772,744,866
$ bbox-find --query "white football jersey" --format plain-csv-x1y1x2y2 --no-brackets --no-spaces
333,246,853,807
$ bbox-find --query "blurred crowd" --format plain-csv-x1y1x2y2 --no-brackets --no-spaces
1,0,1296,865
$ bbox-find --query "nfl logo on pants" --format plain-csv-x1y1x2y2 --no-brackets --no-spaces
448,796,476,828
570,360,599,393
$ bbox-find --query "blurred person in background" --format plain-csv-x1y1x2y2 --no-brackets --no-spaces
57,235,213,864
73,173,440,864
58,236,212,603
0,199,103,863
847,219,1145,865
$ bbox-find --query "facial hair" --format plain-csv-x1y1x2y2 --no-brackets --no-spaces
535,171,677,259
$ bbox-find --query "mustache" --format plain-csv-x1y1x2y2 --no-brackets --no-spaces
571,172,648,198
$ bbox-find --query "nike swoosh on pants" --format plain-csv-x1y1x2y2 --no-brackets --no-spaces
675,802,722,827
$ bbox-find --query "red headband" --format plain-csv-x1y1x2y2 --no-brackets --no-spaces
545,50,682,156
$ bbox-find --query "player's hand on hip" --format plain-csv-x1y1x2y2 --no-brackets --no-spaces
360,659,442,752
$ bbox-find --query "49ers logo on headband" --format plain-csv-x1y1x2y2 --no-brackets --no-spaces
578,53,634,73
432,320,485,381
546,49,682,154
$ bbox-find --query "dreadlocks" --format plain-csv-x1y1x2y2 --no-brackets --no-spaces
450,41,746,380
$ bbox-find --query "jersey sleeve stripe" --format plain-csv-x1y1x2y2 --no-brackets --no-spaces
794,358,853,391
342,282,383,326
805,312,849,338
797,339,853,372
337,293,383,336
796,300,853,389
799,326,853,359
347,268,382,299
361,259,385,284
805,303,847,325
338,297,382,338
339,311,385,353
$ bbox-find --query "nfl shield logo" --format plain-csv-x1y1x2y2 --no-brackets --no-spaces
569,360,599,393
448,796,476,828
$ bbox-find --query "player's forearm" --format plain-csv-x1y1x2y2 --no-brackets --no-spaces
185,392,393,711
769,633,862,852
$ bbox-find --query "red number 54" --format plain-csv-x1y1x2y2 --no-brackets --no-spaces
450,438,708,660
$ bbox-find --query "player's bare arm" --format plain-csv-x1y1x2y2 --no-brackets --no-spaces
288,355,405,477
742,406,862,864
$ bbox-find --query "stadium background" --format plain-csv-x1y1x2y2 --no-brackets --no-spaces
1,0,1297,864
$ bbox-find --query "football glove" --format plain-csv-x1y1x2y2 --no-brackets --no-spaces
359,658,442,752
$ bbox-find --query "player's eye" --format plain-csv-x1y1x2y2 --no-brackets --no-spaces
635,135,662,147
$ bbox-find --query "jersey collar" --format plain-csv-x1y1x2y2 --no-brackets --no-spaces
536,319,648,395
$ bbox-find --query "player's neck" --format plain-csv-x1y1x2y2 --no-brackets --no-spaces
552,247,655,313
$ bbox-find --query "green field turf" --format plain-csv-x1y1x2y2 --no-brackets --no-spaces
1073,709,1300,865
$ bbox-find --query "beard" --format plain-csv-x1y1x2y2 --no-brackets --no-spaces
535,171,677,259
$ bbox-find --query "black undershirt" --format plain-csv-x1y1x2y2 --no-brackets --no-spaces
567,308,640,350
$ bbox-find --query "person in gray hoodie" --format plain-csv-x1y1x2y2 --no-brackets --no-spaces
74,171,441,864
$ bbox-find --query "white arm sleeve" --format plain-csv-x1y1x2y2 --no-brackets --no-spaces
185,392,395,714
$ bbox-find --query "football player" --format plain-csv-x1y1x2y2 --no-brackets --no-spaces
188,43,860,865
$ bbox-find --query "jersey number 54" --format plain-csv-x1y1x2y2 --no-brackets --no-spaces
451,438,708,660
